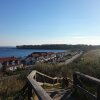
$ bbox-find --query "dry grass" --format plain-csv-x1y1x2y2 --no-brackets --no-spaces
0,74,26,99
83,49,100,62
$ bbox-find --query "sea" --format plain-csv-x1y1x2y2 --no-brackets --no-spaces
0,47,65,58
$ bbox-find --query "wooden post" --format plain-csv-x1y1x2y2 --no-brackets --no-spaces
53,79,54,87
73,72,78,86
57,78,58,83
43,76,45,88
28,84,33,100
73,72,78,93
97,85,100,100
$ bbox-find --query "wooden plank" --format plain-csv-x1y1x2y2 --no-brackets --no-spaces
43,83,60,87
27,72,53,100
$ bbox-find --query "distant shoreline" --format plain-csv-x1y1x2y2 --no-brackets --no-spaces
16,44,94,50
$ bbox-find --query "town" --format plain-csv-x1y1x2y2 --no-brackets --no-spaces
0,51,78,72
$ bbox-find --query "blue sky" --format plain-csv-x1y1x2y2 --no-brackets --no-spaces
0,0,100,46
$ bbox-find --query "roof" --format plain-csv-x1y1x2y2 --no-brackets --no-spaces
28,52,56,58
0,57,18,63
47,52,54,55
31,54,40,57
41,53,47,56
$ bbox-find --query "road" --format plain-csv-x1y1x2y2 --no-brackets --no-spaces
59,51,83,66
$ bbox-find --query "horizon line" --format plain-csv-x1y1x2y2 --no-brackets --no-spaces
0,44,100,47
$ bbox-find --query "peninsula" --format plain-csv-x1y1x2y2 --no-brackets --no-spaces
16,44,95,50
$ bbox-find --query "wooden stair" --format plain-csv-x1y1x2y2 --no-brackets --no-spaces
46,88,76,100
14,70,100,100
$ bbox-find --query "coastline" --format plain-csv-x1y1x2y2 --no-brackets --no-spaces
0,47,66,58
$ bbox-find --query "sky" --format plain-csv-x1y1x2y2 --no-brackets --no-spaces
0,0,100,46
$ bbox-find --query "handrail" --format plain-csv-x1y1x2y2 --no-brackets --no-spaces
27,71,52,100
14,70,72,100
73,71,100,100
77,85,97,99
35,70,73,86
36,70,63,80
26,70,73,100
75,71,100,85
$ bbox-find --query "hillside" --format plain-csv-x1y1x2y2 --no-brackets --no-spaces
66,49,100,78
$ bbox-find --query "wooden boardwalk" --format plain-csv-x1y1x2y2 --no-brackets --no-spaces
14,69,100,100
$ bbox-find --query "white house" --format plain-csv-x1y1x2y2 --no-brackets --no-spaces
0,57,23,71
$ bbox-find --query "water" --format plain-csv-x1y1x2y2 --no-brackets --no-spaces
0,47,65,58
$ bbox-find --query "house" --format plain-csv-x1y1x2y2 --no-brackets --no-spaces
56,52,65,58
28,52,47,63
47,52,56,59
24,57,36,65
0,57,23,71
25,52,59,64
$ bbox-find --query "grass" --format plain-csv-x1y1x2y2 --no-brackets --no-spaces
0,72,27,100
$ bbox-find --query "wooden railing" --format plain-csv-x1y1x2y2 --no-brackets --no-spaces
35,71,63,85
73,72,100,100
14,70,100,100
14,70,72,100
27,70,73,100
27,70,53,100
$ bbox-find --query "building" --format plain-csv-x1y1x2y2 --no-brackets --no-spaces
0,57,23,71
